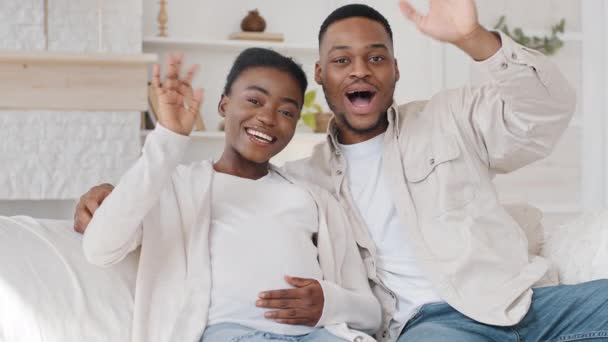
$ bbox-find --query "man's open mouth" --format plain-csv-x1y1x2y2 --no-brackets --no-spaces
245,128,276,144
346,90,376,107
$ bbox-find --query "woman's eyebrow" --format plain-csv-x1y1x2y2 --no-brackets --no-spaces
246,85,300,107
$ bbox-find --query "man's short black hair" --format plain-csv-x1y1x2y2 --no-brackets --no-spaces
223,48,308,106
318,4,393,44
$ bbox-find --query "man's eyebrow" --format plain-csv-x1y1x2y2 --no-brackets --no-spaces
328,45,351,54
328,43,389,54
368,43,389,50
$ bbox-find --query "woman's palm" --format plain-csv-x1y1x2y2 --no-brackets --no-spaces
152,53,204,136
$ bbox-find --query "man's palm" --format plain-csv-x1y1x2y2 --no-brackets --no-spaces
399,0,480,43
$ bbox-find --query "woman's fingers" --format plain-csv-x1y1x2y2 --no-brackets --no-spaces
186,88,204,118
183,64,199,86
163,53,180,91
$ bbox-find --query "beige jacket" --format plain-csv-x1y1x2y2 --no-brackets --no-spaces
284,32,576,342
83,125,381,342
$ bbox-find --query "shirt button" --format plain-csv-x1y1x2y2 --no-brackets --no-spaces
336,170,343,175
354,337,364,342
382,331,388,338
500,62,508,70
511,52,518,60
335,150,341,156
429,158,435,166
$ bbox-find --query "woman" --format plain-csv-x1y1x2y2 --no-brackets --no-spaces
82,48,380,342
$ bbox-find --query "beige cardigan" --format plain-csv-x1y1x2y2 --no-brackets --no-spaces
82,125,381,342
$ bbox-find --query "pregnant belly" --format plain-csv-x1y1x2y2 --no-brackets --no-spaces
208,242,322,322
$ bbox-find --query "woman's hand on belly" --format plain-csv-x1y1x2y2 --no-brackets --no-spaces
255,275,324,327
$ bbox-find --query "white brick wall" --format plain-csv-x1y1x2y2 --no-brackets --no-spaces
0,0,46,50
47,0,142,52
0,0,143,206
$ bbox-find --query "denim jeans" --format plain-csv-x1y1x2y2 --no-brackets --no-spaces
200,323,348,342
398,279,608,342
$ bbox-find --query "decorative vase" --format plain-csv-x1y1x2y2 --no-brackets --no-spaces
241,9,266,32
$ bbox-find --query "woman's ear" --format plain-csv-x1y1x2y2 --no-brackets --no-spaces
218,94,228,117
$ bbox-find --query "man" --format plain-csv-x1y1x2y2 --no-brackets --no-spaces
75,1,608,341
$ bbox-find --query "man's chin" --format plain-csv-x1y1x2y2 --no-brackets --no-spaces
341,113,386,134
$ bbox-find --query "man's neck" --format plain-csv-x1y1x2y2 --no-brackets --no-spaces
336,117,389,145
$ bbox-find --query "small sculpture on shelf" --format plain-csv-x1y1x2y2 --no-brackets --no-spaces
230,9,283,42
241,9,266,33
157,0,168,37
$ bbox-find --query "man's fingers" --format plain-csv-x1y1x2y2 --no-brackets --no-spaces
285,276,316,288
73,202,92,233
264,309,310,320
259,289,302,299
275,318,313,326
399,0,424,26
256,298,310,309
84,185,113,215
84,198,100,215
259,288,302,300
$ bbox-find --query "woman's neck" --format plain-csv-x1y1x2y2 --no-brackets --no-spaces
213,152,269,180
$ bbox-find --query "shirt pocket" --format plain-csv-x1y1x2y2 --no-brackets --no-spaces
403,134,477,216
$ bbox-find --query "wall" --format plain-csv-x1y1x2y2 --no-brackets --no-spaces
0,0,143,218
142,0,585,227
1,0,586,222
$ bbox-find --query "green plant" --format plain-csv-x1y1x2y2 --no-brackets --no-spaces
493,16,566,55
300,89,323,130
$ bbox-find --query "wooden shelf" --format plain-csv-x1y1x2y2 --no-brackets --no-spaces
0,50,157,111
142,36,318,54
0,50,157,65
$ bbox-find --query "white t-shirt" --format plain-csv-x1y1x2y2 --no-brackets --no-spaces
339,133,442,325
207,170,322,335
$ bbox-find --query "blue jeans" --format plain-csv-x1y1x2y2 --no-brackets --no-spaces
200,323,348,342
398,279,608,342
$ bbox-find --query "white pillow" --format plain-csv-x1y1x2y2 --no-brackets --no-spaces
0,216,137,342
542,211,608,284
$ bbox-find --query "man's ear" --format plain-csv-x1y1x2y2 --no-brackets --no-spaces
394,59,400,83
314,61,322,85
218,94,228,117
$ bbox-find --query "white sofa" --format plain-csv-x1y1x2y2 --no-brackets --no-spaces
0,205,606,341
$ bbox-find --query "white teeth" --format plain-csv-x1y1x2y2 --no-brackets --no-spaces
247,129,273,142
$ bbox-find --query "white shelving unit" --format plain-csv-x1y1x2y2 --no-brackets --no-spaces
143,36,317,54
